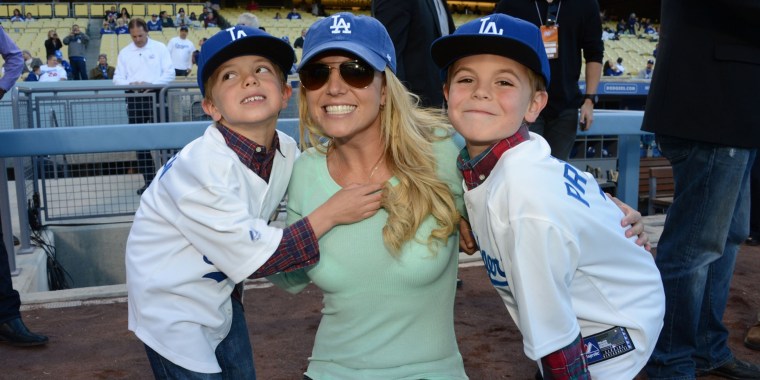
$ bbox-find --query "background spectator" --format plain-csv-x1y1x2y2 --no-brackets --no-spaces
89,54,115,80
191,37,207,67
62,24,89,80
10,9,24,22
236,12,259,28
39,54,67,82
24,13,34,22
637,59,654,79
616,57,626,74
100,21,115,35
286,7,302,19
115,18,129,35
44,30,62,60
147,14,162,32
293,28,306,49
168,27,195,77
24,64,41,82
159,11,174,28
203,9,218,28
603,59,623,76
175,9,191,28
120,7,131,21
21,50,42,74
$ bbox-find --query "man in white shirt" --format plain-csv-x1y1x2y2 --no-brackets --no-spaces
113,18,175,195
38,54,67,82
167,26,195,77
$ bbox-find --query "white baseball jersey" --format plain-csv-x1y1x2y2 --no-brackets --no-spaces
464,134,664,378
126,125,298,373
167,36,195,71
38,64,67,82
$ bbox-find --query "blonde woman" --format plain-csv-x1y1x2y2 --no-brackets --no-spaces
268,13,468,379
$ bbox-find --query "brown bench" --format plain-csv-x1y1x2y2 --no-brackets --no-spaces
639,157,675,214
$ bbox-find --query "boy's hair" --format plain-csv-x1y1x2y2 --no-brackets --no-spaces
297,13,459,255
196,25,295,97
32,64,40,71
431,14,551,89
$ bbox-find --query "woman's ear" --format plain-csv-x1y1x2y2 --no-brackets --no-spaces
524,90,548,123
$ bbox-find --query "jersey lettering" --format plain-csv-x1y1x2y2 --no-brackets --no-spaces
226,27,248,41
480,249,509,287
563,164,590,207
329,15,351,34
158,154,178,179
202,255,228,283
478,17,503,35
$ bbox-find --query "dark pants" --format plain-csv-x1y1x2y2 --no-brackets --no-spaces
175,69,189,77
0,220,21,324
528,108,580,161
69,56,88,80
144,298,256,379
751,153,760,237
126,91,157,184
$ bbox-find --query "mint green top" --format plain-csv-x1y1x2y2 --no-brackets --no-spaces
269,136,468,380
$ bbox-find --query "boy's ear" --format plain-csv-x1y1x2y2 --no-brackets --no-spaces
524,90,548,123
279,82,293,111
442,83,450,103
201,98,223,122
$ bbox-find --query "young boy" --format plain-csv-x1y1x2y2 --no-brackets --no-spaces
431,14,665,378
126,25,382,378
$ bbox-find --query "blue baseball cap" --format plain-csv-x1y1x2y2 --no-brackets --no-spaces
298,13,396,73
431,14,551,86
196,25,295,96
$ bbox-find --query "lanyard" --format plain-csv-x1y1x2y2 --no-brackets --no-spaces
535,0,562,26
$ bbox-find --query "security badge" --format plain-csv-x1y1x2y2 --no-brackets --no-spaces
540,25,559,59
582,326,636,365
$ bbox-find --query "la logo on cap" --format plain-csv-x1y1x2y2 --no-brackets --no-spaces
329,15,351,34
478,17,503,35
225,26,248,41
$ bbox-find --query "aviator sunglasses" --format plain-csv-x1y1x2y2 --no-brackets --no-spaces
298,60,376,91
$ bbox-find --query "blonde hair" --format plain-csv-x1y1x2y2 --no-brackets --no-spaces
299,68,460,255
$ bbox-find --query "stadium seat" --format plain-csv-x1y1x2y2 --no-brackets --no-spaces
90,4,105,19
0,5,7,18
54,4,69,18
73,4,88,18
159,3,175,16
37,4,53,18
147,5,161,17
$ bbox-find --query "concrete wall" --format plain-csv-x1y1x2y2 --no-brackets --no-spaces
50,224,129,288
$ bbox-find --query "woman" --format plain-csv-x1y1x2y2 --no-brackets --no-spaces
119,7,131,21
10,9,24,22
271,12,649,379
44,30,63,60
269,13,468,379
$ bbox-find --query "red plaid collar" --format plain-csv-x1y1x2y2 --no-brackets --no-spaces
216,123,280,183
457,123,530,190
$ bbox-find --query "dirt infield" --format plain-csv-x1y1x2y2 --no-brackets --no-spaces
3,245,759,379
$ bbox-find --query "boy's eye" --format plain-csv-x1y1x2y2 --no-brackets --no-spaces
222,72,238,81
496,80,514,87
455,77,474,84
255,66,272,74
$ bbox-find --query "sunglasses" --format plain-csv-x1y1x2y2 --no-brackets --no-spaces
298,60,376,91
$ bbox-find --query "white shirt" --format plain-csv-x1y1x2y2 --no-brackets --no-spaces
167,36,195,71
38,64,67,82
463,134,664,379
126,126,298,373
113,38,175,85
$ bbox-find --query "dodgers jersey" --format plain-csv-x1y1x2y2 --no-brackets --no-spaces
464,133,664,378
126,125,297,373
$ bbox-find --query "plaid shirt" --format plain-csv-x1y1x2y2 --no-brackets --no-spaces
217,124,319,282
540,334,590,379
456,123,530,190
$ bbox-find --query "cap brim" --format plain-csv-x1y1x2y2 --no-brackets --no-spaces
298,41,387,72
202,35,294,89
431,35,545,84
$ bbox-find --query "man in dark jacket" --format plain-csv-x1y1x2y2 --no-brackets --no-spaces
642,1,760,379
373,0,455,108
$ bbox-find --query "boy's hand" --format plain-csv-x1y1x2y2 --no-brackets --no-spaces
459,217,479,255
607,193,651,252
308,183,383,238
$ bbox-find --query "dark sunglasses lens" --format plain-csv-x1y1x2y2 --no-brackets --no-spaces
340,62,375,88
299,64,330,90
